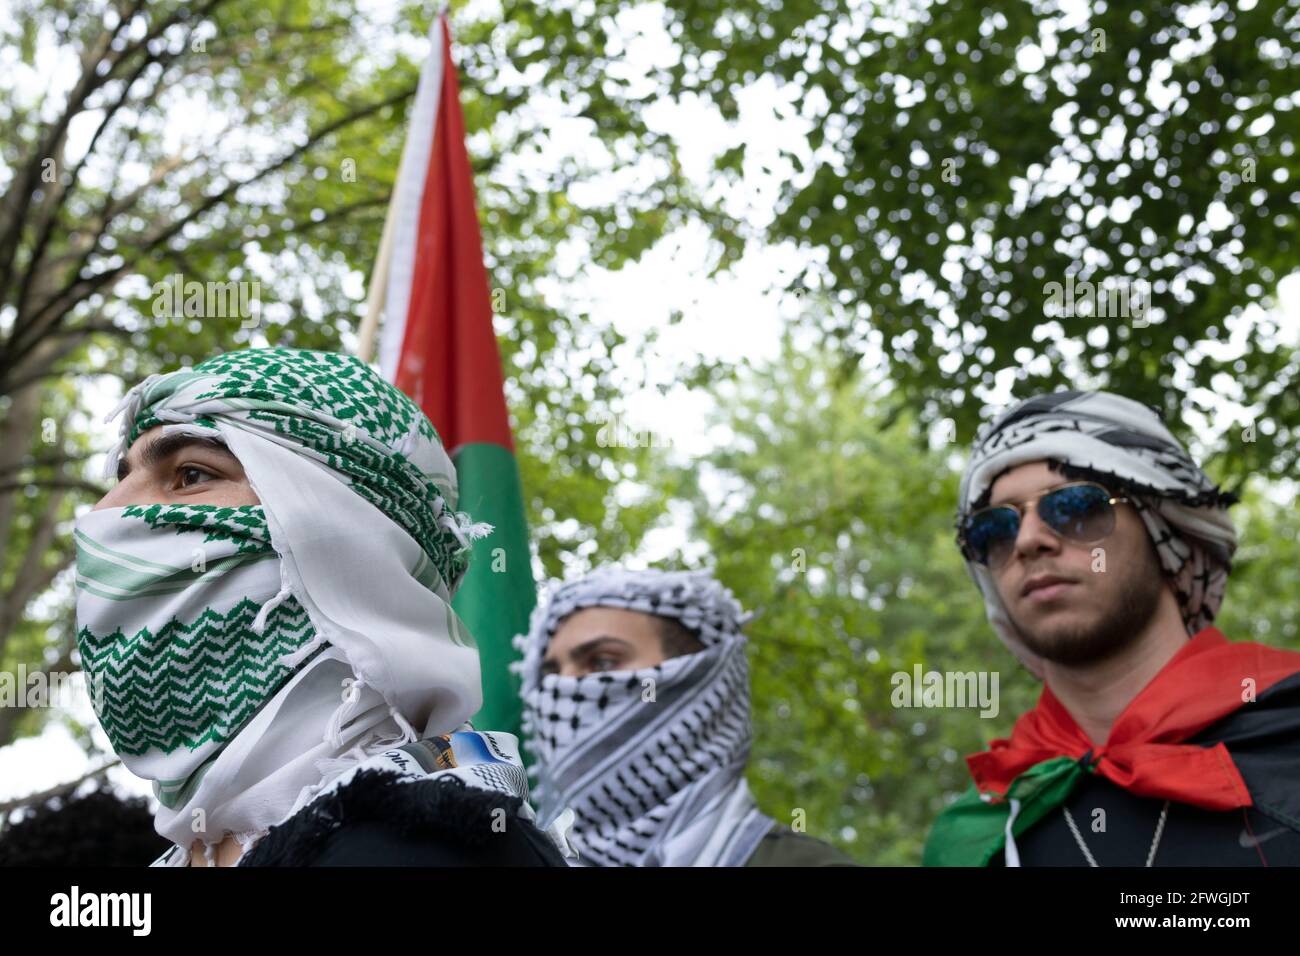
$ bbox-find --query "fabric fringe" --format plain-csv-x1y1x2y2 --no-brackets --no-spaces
154,408,198,425
456,518,495,541
389,708,419,744
101,376,157,480
100,377,211,480
251,583,292,635
277,632,326,670
324,678,368,747
312,724,410,781
431,494,494,551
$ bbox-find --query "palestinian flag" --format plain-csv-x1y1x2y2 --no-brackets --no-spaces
924,627,1300,866
376,13,532,736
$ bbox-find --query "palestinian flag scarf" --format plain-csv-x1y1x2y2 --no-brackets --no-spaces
924,627,1300,866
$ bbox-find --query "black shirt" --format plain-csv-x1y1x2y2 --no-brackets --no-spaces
994,772,1300,866
993,670,1300,867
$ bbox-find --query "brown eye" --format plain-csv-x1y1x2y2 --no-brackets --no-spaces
590,655,621,672
177,466,217,488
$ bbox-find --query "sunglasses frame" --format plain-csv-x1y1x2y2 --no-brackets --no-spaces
960,480,1132,569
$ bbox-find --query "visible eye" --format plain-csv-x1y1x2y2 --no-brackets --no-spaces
176,465,219,488
588,654,622,673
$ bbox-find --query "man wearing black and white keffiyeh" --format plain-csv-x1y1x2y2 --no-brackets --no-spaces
924,389,1300,867
515,566,856,867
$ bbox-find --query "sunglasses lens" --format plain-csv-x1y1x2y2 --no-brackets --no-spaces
1039,484,1116,542
965,507,1020,568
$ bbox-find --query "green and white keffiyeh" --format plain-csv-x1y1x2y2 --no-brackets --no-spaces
75,348,496,858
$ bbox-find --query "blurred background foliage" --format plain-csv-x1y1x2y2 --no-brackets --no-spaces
679,339,1298,864
0,0,1296,864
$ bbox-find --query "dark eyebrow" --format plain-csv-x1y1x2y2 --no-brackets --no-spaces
540,635,632,674
117,434,236,481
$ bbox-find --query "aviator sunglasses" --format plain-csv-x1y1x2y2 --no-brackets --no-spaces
960,481,1132,570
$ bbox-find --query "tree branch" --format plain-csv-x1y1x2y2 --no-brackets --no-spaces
0,0,147,295
0,451,95,477
0,489,70,643
0,477,106,497
11,40,187,325
0,760,122,816
3,86,416,376
0,384,41,565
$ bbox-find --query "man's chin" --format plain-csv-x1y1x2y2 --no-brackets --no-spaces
1003,559,1167,668
1011,610,1139,667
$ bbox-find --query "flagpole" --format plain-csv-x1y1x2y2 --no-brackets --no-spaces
356,182,400,365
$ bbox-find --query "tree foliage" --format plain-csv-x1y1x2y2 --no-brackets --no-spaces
662,0,1300,484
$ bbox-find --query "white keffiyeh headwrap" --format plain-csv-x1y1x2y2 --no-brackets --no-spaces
74,348,521,863
957,389,1239,677
515,567,775,866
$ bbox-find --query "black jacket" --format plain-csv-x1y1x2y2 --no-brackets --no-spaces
995,669,1300,866
238,769,567,867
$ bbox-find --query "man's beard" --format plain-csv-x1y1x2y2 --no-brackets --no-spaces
1008,564,1168,667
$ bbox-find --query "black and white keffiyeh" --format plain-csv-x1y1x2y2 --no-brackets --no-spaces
957,390,1239,677
514,567,775,866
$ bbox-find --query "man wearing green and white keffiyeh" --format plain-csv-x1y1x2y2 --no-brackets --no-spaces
76,347,563,867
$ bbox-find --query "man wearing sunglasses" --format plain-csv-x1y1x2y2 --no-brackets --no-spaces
925,390,1300,866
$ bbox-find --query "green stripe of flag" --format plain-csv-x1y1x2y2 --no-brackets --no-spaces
451,442,535,736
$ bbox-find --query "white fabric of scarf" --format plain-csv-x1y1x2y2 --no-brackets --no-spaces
73,502,312,807
94,398,485,855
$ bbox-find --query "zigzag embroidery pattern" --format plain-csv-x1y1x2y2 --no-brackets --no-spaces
121,503,271,555
77,596,315,756
246,407,468,587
